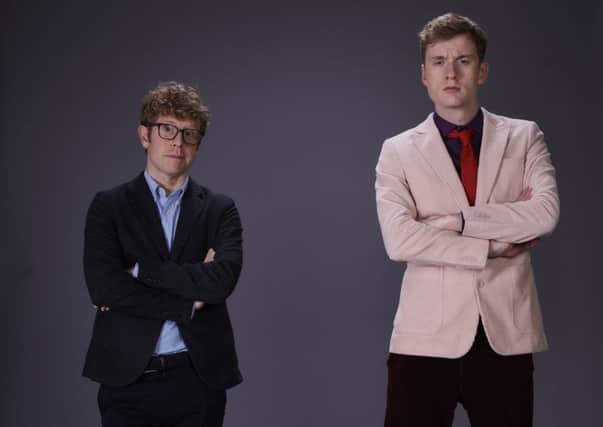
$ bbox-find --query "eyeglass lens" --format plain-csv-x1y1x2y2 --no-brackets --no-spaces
158,124,201,144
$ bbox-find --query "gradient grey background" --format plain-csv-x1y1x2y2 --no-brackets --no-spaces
1,0,601,426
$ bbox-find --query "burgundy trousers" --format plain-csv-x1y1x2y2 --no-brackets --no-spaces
384,321,534,427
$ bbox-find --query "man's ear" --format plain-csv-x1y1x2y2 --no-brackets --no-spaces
421,63,427,87
478,61,489,85
137,125,150,149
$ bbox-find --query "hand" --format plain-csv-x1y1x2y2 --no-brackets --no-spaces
93,305,110,312
204,248,215,263
499,238,540,257
516,187,532,202
488,238,540,258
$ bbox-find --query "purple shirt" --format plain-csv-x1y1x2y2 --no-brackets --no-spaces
433,109,483,176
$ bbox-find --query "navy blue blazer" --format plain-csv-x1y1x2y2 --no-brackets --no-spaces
82,172,243,389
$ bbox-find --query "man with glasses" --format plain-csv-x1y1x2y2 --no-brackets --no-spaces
83,82,243,426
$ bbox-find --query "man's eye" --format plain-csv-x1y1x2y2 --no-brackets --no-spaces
162,124,175,132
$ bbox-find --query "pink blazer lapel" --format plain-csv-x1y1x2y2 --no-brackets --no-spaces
476,109,510,205
412,113,470,209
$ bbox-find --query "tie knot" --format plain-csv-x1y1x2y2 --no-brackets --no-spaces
447,128,474,146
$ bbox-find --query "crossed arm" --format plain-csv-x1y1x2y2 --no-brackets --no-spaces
375,126,559,269
421,188,541,258
96,248,215,313
84,192,243,320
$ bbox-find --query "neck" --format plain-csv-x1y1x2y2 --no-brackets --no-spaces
145,169,187,196
435,104,480,126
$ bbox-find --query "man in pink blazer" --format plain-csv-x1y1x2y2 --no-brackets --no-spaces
375,13,559,427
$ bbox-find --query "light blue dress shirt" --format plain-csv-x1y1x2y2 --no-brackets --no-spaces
132,171,190,355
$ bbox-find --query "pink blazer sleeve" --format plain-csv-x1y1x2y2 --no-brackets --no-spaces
376,137,489,270
461,122,560,243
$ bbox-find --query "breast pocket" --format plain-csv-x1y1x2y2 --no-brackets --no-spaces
393,265,443,334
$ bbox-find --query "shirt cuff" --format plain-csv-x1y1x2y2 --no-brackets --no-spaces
132,262,139,278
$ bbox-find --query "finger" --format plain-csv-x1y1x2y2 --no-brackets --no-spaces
524,237,540,249
517,189,529,201
517,187,534,202
204,248,215,262
507,247,524,257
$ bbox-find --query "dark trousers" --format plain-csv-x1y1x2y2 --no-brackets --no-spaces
98,352,226,427
384,321,534,427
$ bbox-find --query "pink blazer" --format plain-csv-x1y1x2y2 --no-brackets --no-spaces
375,108,560,357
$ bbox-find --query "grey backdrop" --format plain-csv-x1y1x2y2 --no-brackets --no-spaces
1,0,601,426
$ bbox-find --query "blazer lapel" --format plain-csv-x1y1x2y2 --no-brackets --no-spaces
126,173,170,259
476,108,510,205
170,179,207,261
412,114,470,209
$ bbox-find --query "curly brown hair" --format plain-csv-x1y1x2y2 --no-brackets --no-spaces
139,82,210,137
419,13,488,63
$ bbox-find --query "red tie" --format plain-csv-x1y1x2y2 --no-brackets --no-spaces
448,128,478,206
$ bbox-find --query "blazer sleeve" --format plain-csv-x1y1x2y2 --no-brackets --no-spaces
83,192,193,322
138,198,243,304
461,122,560,243
376,138,489,269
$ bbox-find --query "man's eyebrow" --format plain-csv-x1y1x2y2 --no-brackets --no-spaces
428,53,476,60
455,53,476,59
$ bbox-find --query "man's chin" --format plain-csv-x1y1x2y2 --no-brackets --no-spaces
436,100,470,111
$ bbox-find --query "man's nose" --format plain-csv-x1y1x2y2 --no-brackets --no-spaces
171,131,185,146
444,61,457,79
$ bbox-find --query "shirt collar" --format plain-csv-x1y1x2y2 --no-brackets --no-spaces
143,170,189,201
433,108,483,138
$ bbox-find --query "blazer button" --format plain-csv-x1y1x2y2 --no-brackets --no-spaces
477,280,485,288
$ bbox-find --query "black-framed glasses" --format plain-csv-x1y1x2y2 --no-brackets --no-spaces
144,122,203,145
